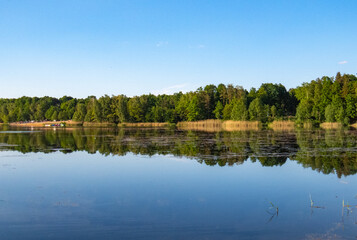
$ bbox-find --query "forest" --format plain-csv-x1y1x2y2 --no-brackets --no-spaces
0,72,357,125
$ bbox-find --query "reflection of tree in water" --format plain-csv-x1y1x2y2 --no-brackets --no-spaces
293,130,357,178
1,127,357,177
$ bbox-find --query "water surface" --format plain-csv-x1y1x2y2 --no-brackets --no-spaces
0,126,357,239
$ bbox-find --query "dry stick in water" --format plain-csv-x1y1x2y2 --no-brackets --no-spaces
266,201,279,223
266,201,279,215
309,194,325,209
342,199,357,217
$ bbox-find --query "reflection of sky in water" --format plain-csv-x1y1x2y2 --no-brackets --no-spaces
0,151,356,239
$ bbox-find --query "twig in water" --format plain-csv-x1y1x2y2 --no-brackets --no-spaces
341,199,357,216
309,194,325,209
266,201,279,215
265,201,279,223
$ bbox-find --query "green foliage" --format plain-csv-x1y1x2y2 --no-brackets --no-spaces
0,73,356,125
73,103,86,122
295,73,357,124
213,101,223,119
222,103,233,120
296,100,312,122
345,94,356,122
84,97,102,122
187,95,202,121
112,95,129,123
127,96,144,122
325,104,335,122
248,98,265,121
231,99,248,121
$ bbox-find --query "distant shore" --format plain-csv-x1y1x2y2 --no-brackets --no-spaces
5,121,172,128
3,119,357,131
8,120,82,127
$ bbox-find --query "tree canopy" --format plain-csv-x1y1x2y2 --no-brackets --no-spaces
1,73,356,125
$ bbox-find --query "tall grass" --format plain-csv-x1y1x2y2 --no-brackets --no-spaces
222,120,260,131
320,122,343,129
118,122,171,128
268,120,295,130
177,119,223,132
9,120,83,127
83,122,116,127
177,119,261,132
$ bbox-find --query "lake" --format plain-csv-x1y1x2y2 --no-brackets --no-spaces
0,126,357,239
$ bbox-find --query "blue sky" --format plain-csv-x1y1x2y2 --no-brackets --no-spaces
0,0,356,98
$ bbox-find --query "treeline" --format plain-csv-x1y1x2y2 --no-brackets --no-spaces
0,72,356,124
295,73,357,124
0,84,297,123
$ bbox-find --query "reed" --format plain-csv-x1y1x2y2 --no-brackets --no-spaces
309,194,325,209
9,120,83,127
320,122,343,129
222,120,260,131
268,120,295,130
118,122,171,128
266,201,279,223
83,122,116,127
177,120,261,132
302,121,314,129
176,119,223,132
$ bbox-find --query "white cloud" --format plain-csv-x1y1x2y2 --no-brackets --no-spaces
189,44,206,49
338,60,348,64
156,41,168,47
151,83,190,95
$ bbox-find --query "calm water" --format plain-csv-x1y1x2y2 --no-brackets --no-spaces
0,126,357,239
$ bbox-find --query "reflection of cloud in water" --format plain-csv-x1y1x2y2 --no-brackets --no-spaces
157,154,191,163
305,222,344,240
0,154,28,158
305,233,342,240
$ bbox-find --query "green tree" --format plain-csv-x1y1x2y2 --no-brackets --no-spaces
127,96,145,122
84,97,102,122
73,103,87,122
325,104,335,122
112,95,129,123
213,101,223,119
248,98,265,121
231,99,248,121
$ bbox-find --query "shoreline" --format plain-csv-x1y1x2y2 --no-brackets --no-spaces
8,120,83,127
2,120,357,131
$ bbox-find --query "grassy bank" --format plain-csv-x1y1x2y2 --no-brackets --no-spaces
222,120,261,131
320,122,343,129
9,120,82,127
268,120,295,130
5,121,173,128
82,122,116,127
177,120,222,132
4,119,357,131
118,122,173,128
177,119,261,131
